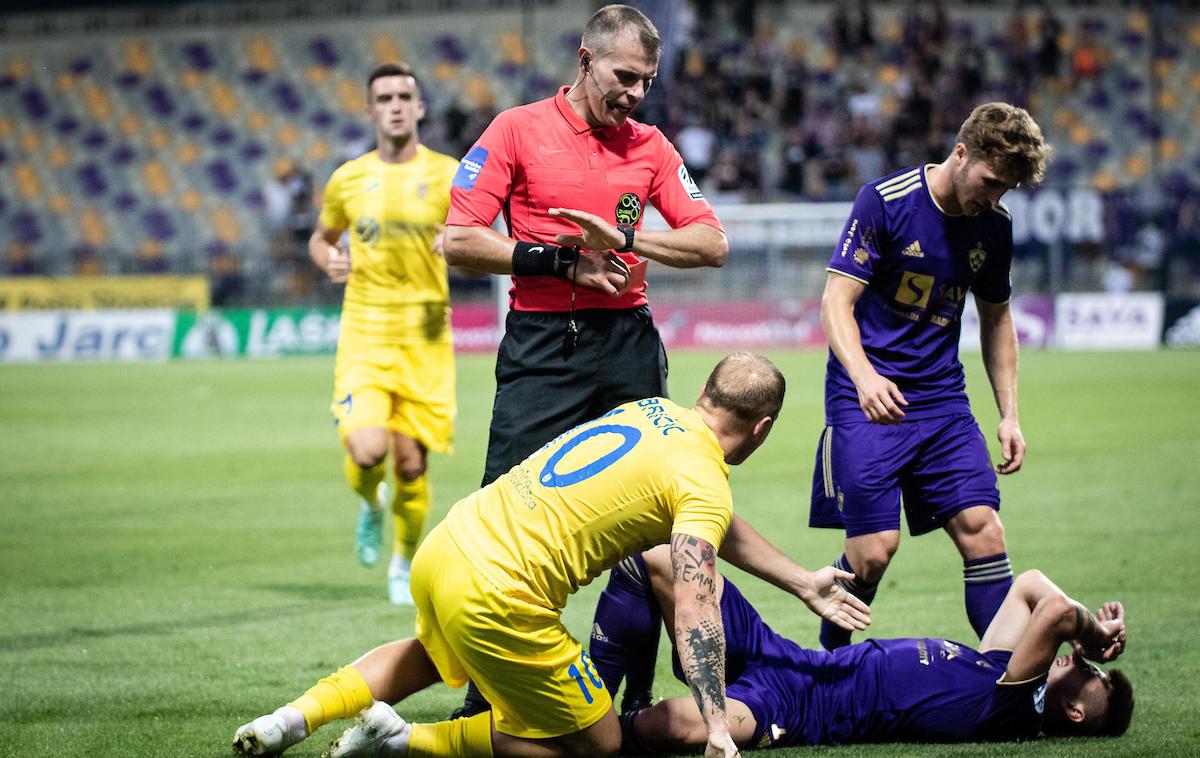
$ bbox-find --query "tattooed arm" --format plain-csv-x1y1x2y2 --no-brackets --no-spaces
988,570,1127,683
670,532,740,758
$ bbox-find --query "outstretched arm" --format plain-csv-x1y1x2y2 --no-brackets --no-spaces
981,570,1126,682
670,533,739,758
717,515,870,631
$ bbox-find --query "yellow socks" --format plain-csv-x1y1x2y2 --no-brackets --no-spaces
287,665,375,735
392,475,430,560
344,454,386,505
408,712,493,758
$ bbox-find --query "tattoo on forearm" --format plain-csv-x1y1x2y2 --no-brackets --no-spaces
682,619,726,720
1074,602,1100,641
671,534,719,596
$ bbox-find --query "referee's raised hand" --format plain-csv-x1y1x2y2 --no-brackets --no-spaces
549,207,625,252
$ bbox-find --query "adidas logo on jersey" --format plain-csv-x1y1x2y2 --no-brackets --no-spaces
591,623,609,642
901,240,924,258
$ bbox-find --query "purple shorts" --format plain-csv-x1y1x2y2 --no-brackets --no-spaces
809,413,1000,537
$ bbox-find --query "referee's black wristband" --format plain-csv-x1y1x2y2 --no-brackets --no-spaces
513,241,576,279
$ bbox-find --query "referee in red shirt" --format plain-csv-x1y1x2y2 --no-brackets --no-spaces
443,3,727,720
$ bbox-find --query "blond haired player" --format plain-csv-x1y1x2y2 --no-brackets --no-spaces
309,63,458,604
232,354,870,758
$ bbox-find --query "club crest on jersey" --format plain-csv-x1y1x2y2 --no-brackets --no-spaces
416,182,428,199
969,243,987,272
853,247,869,265
615,192,642,224
355,216,381,245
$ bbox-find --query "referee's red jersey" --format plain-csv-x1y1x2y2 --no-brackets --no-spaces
447,87,723,312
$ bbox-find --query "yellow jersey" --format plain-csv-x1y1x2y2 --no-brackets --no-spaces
319,145,458,345
443,397,732,610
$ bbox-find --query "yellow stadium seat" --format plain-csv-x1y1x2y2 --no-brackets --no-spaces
0,118,11,138
499,32,529,65
1158,138,1181,160
1189,24,1200,46
48,146,70,168
179,190,202,211
1188,73,1200,92
464,75,494,110
1157,89,1179,110
1124,154,1149,179
1127,11,1149,35
180,69,203,90
177,144,199,166
1154,59,1173,79
882,19,901,42
247,37,277,72
76,257,103,276
277,125,300,147
56,73,77,91
122,40,153,75
49,194,71,214
878,65,901,87
210,83,239,118
80,209,108,246
308,140,329,161
373,35,403,65
211,207,242,243
6,58,29,77
1092,170,1118,192
1069,123,1093,145
137,239,165,262
15,164,41,200
20,131,41,152
247,110,270,131
433,61,458,83
84,86,113,121
148,130,170,150
120,114,141,136
142,162,172,197
336,80,362,113
307,66,329,85
1054,106,1077,128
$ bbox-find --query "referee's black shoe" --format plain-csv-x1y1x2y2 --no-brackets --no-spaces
450,680,491,719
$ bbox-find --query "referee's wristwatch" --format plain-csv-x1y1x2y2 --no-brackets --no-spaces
615,223,636,253
552,245,579,279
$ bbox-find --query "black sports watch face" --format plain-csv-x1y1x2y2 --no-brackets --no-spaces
616,223,635,253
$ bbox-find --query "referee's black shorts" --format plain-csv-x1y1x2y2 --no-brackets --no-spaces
481,305,668,485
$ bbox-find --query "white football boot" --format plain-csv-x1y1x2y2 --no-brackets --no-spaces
232,706,306,756
325,701,411,758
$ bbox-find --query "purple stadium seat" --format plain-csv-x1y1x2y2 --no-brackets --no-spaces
243,189,265,209
1086,89,1111,110
1119,75,1143,94
1053,157,1078,178
55,116,80,135
68,57,93,75
0,193,7,215
496,61,521,79
240,141,265,161
1086,141,1110,161
82,130,108,149
182,112,207,132
20,88,50,120
113,192,138,211
242,69,268,86
111,145,137,166
310,110,335,129
210,126,236,147
183,42,216,71
14,211,42,244
0,75,16,91
339,123,367,144
1118,29,1144,48
0,147,8,165
310,37,340,67
145,84,176,117
76,164,108,195
116,72,141,89
206,159,238,192
142,208,176,241
270,81,304,115
435,35,467,63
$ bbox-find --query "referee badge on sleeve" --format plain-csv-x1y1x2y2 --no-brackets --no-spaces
678,164,704,200
453,146,489,190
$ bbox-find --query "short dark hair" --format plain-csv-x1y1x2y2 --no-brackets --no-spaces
367,62,421,96
581,4,661,59
1100,669,1135,737
701,352,785,423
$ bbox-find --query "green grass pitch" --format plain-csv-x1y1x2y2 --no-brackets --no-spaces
1,349,1198,757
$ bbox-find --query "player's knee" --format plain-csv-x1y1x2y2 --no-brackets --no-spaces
346,431,388,468
394,458,427,481
955,511,1006,555
566,729,620,758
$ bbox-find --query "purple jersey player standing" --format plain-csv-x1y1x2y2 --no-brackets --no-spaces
810,103,1053,651
592,545,1133,752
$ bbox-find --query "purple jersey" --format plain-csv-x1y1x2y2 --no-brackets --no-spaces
698,580,1045,746
825,165,1013,425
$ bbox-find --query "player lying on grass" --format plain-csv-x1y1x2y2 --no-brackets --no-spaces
232,353,869,758
591,545,1133,752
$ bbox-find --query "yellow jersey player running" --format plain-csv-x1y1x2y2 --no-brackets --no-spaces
308,62,459,604
232,353,870,758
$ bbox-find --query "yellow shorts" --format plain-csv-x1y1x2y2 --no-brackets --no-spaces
330,339,455,453
411,522,612,739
